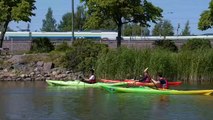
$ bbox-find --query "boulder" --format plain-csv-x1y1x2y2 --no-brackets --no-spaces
7,55,25,64
37,61,44,67
43,62,54,72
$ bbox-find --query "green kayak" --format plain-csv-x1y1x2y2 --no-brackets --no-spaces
46,80,127,88
101,85,213,95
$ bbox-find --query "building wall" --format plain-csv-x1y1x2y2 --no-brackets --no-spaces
2,40,213,52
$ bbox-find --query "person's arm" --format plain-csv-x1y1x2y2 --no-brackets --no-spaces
151,79,159,84
85,75,95,81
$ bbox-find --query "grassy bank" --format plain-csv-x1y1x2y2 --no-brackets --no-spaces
95,47,213,82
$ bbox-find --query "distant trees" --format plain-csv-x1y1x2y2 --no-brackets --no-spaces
198,0,213,30
0,0,36,47
58,6,86,31
123,24,150,36
41,8,57,32
81,0,163,47
181,20,191,36
152,19,174,36
58,13,72,32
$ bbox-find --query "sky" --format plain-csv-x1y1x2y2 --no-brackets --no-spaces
9,0,213,35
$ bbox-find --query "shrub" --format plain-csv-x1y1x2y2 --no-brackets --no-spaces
181,39,212,51
153,40,178,52
30,38,54,53
63,39,108,73
55,41,70,51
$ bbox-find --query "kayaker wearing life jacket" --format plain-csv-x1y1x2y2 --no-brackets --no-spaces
152,73,168,89
139,68,151,83
82,69,96,84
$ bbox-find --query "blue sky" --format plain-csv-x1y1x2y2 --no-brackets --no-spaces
9,0,213,35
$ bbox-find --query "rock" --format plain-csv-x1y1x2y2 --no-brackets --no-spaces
66,71,71,74
7,55,25,64
20,74,26,78
12,63,27,71
35,78,41,81
43,62,54,71
4,77,12,81
44,74,50,77
3,69,8,72
9,73,16,77
52,71,58,76
24,78,32,81
37,61,44,67
30,72,35,76
34,67,43,72
60,74,67,78
16,78,22,81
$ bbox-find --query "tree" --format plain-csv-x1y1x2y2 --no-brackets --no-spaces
75,6,87,31
81,0,162,47
152,19,174,36
198,0,213,30
30,38,55,53
123,24,150,36
0,0,36,47
41,7,57,32
58,13,72,32
141,27,150,36
58,6,87,31
181,20,191,36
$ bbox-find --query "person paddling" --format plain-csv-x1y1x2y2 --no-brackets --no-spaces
152,72,168,89
138,67,152,83
81,69,96,84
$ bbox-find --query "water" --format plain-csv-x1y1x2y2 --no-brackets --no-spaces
0,81,213,120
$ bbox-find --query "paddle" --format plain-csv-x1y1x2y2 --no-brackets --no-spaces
151,79,159,90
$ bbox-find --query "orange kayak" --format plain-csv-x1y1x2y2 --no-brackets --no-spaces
100,79,182,87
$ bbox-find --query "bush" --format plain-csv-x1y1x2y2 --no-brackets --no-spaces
30,38,54,53
153,40,178,52
63,39,108,73
55,41,70,51
181,39,212,51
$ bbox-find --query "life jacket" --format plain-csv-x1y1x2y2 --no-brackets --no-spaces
159,77,168,89
139,75,151,83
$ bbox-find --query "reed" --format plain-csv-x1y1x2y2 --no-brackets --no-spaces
95,47,213,82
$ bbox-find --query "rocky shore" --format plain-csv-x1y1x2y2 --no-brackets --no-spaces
0,54,80,81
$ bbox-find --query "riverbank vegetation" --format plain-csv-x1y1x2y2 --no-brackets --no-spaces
15,37,213,82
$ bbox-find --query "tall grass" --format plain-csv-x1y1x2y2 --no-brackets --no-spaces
95,47,213,82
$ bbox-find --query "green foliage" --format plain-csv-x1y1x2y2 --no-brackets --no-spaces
75,6,87,31
55,42,70,52
58,6,86,31
58,13,72,32
41,7,57,32
182,39,212,51
95,47,213,81
198,0,213,30
123,24,150,36
152,19,174,36
153,40,178,52
63,39,108,73
181,20,191,36
81,0,162,47
0,0,36,47
30,38,55,53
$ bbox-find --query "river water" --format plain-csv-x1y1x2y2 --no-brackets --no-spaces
0,81,213,120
